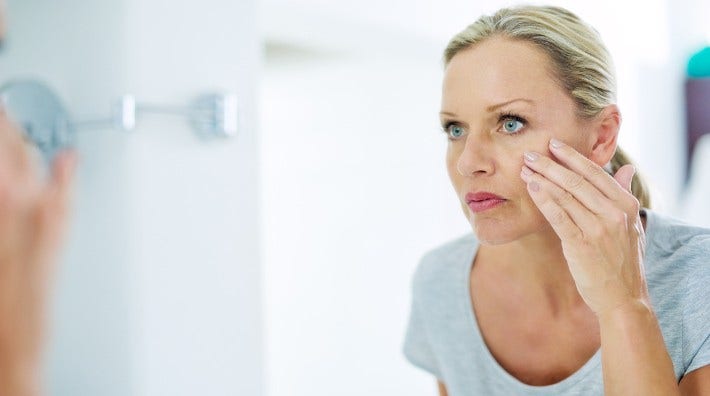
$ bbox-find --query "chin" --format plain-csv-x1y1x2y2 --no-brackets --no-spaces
469,216,525,245
473,231,522,246
468,210,552,245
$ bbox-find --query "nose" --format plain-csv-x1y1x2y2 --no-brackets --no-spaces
456,134,495,176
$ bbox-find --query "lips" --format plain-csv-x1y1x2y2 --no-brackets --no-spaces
466,192,505,203
465,191,506,213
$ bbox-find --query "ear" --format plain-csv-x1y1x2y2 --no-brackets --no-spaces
588,104,621,167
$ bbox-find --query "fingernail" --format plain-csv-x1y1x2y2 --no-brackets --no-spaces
521,166,534,176
524,151,539,162
529,181,540,192
550,138,565,149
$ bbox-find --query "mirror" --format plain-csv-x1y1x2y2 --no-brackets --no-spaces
0,79,74,162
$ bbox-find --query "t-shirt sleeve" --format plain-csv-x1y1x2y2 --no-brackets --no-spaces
682,240,710,376
402,259,442,379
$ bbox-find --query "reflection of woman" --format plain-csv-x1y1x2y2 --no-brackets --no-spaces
0,5,77,395
0,112,76,394
403,5,709,395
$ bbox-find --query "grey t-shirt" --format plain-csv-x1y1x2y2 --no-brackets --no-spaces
402,209,710,395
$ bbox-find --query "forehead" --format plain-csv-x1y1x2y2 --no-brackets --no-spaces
442,37,568,112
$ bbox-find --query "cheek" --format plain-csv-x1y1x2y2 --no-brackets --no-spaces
499,134,548,171
500,135,548,203
445,146,461,182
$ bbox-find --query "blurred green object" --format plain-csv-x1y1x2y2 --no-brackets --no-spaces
688,46,710,78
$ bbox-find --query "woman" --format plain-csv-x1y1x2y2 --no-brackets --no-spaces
403,5,710,395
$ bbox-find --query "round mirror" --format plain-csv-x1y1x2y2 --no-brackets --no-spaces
0,79,74,162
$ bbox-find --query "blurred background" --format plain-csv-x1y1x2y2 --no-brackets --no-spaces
0,0,709,395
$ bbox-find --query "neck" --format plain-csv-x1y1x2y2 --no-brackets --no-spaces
475,225,585,315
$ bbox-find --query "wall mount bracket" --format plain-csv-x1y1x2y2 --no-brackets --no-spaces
0,79,238,161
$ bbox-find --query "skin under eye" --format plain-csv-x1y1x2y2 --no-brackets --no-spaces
499,114,526,134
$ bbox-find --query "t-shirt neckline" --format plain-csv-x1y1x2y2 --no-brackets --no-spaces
457,231,628,392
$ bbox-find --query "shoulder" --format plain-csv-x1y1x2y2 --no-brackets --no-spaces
645,209,710,274
634,211,710,378
644,209,710,311
411,233,477,294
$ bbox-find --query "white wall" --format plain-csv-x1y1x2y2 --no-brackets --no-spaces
261,51,466,396
0,1,262,395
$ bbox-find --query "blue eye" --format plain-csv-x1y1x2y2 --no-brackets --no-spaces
445,124,465,140
501,116,525,134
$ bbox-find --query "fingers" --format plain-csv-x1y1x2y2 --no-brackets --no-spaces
546,138,629,203
42,150,77,253
18,151,77,337
520,139,644,243
521,165,595,241
614,164,635,193
0,111,34,180
48,150,78,209
523,150,614,216
30,150,77,274
524,139,640,218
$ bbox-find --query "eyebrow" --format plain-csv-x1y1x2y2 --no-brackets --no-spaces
440,98,535,117
486,98,534,111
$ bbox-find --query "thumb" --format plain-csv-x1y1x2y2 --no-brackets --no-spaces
614,164,635,192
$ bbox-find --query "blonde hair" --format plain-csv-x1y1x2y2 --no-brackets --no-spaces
444,5,650,208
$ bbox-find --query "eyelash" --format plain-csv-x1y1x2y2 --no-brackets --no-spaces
498,112,527,134
441,112,528,141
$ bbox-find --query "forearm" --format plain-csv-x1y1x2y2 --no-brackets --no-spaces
598,299,679,395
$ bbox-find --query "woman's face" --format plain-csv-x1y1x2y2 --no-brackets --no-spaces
442,36,596,245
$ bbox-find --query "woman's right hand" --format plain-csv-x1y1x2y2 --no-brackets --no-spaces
0,109,76,396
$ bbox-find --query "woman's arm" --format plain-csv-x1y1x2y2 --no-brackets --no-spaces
520,139,682,395
599,300,710,395
597,300,679,395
